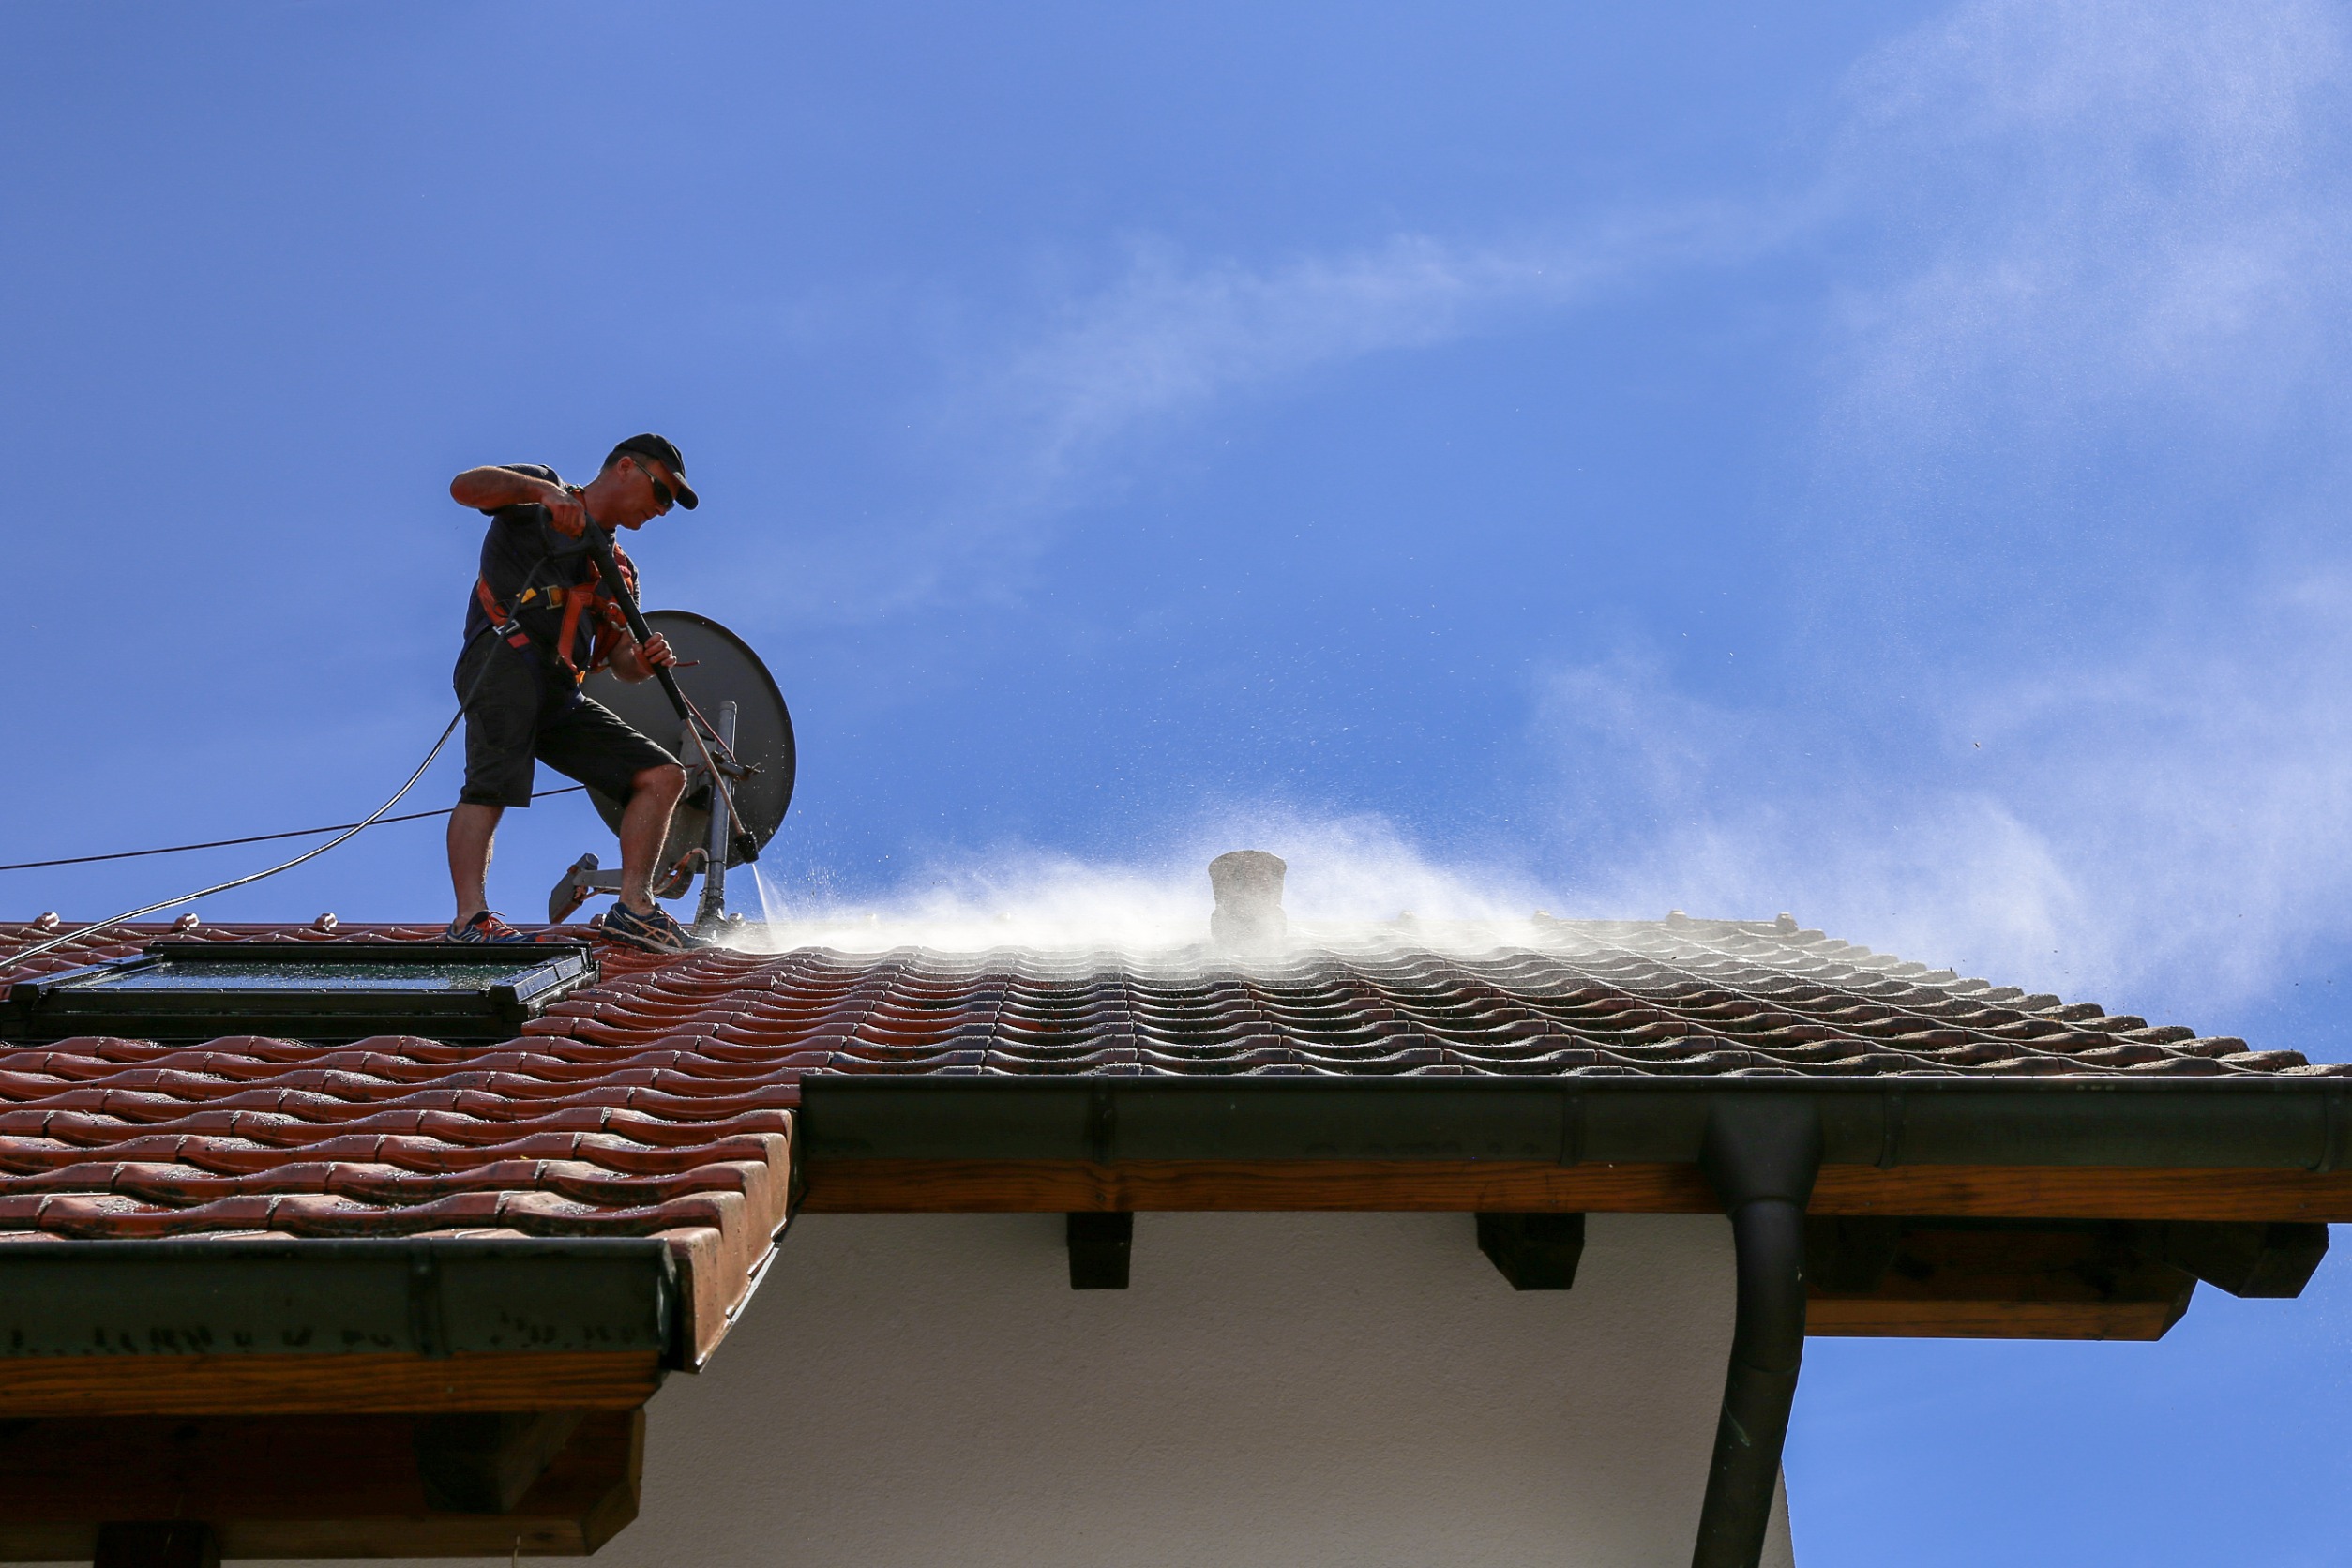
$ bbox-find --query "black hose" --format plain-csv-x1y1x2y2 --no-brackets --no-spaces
0,710,467,975
0,788,586,873
1692,1100,1822,1568
0,580,549,973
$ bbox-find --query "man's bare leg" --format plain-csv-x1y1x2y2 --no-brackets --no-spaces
447,803,505,921
615,763,688,914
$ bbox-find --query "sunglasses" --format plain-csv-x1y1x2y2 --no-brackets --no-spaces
633,459,676,511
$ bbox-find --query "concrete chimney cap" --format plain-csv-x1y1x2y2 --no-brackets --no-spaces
1207,850,1287,900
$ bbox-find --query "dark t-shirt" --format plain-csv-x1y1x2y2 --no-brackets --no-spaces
460,464,617,656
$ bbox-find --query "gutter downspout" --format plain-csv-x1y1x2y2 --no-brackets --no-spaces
1692,1099,1823,1568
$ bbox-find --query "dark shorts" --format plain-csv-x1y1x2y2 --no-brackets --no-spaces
453,637,678,809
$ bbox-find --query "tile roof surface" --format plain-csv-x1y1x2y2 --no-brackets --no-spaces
0,912,2339,1329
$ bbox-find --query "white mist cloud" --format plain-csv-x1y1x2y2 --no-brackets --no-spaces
745,808,1550,957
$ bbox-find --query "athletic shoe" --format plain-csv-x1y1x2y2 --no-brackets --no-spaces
595,903,708,954
445,910,538,944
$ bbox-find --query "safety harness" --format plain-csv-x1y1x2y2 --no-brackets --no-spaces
474,538,639,684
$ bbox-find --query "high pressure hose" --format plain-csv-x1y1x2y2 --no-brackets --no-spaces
0,709,466,975
1,550,554,974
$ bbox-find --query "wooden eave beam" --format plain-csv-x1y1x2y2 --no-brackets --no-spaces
1476,1212,1586,1289
1064,1212,1133,1289
1802,1217,2214,1340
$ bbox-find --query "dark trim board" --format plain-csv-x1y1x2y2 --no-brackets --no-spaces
797,1075,2352,1222
800,1158,2352,1221
804,1157,1708,1212
0,1238,679,1361
798,1074,2352,1174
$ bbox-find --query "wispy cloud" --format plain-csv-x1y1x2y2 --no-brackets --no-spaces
954,3,2352,532
735,221,1723,622
784,209,1761,616
986,217,1744,495
862,206,1773,595
862,0,2352,602
1821,0,2352,453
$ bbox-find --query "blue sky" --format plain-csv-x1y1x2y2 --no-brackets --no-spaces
8,3,2352,1560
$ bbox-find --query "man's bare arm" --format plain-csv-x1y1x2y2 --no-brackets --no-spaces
607,632,677,685
449,467,586,535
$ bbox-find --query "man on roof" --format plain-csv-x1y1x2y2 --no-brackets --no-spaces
444,433,705,954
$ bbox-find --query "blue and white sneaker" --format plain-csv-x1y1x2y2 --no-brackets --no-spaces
595,903,708,954
445,910,539,943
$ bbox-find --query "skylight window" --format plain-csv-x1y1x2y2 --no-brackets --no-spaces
4,942,596,1044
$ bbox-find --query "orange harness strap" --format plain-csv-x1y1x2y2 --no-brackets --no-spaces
575,546,640,676
556,579,590,673
478,541,639,682
477,574,593,683
475,576,535,653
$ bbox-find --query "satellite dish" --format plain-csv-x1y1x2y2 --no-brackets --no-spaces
554,611,793,925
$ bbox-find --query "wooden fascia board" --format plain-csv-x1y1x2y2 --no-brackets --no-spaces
1803,1296,2193,1340
0,1349,663,1419
0,1409,642,1560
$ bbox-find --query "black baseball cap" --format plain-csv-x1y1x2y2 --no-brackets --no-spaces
605,433,699,509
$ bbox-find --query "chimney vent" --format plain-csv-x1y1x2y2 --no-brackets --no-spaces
1208,851,1288,951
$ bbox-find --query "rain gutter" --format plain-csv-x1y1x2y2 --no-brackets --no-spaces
796,1073,2352,1172
0,1236,684,1366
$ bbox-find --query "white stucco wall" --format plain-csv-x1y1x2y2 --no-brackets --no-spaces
583,1211,1796,1568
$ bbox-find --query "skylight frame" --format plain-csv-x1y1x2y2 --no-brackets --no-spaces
3,941,598,1044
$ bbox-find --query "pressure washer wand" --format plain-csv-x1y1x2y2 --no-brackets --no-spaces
577,517,760,867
